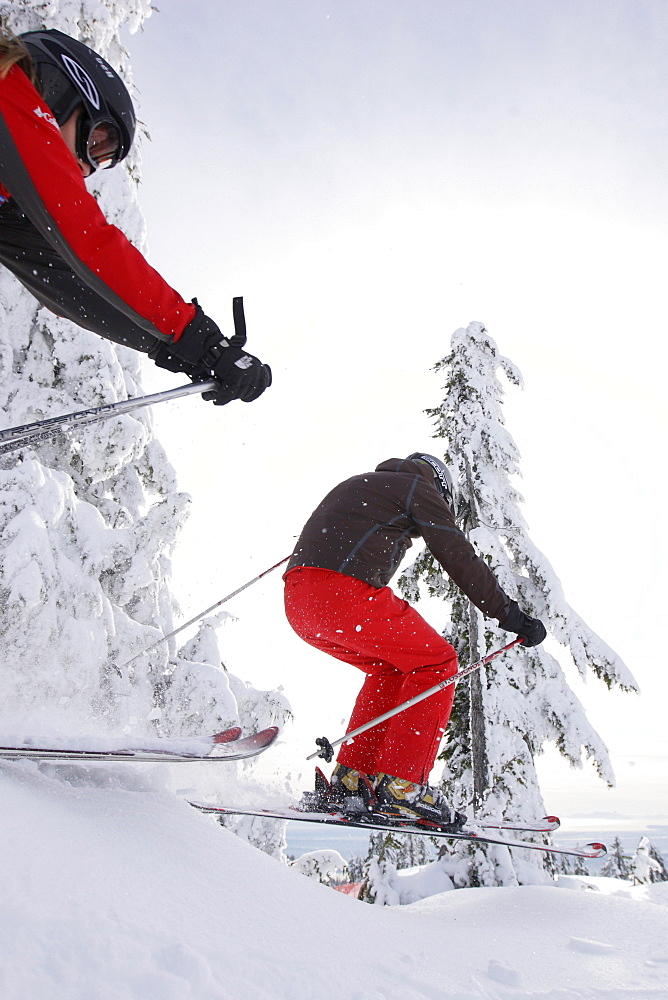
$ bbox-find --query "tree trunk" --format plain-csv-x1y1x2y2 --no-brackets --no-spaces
462,454,488,812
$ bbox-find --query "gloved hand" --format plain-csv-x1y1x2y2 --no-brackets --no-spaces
499,601,547,648
148,301,271,405
199,344,272,405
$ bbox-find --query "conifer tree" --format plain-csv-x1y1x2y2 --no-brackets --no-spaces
648,843,668,883
395,832,433,870
290,849,347,885
555,854,574,877
601,837,632,881
399,322,637,887
360,831,403,903
629,837,664,885
571,854,591,878
346,854,366,883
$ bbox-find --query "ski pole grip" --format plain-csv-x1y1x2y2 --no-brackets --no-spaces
314,736,334,763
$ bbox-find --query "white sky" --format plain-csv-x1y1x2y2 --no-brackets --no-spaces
120,1,667,820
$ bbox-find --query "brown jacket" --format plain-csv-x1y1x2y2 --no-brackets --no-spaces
287,457,512,622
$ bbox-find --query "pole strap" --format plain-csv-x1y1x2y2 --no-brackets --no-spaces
231,296,247,346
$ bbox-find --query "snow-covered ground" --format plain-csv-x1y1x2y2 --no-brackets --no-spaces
2,760,667,1000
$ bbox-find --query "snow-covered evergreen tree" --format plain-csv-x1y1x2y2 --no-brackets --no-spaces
290,849,347,885
346,853,366,883
629,837,665,885
399,322,637,888
600,837,632,881
360,831,402,903
394,832,434,870
648,843,668,883
0,1,290,844
571,854,591,878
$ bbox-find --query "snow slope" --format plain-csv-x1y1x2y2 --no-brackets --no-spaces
1,761,667,1000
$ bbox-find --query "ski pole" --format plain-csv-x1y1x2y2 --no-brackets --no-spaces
0,380,217,454
112,555,290,675
307,638,524,762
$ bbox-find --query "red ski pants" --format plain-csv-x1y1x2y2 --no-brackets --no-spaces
284,567,458,783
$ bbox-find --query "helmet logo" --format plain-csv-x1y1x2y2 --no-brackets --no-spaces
93,54,116,80
424,459,451,497
407,453,454,506
60,54,101,110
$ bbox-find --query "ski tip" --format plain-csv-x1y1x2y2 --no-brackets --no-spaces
544,815,561,829
249,726,280,748
190,801,221,814
212,727,243,744
586,842,608,858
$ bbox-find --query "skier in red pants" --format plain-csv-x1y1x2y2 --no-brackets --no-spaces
284,455,546,827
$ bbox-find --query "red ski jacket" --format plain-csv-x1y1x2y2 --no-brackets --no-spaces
0,63,195,345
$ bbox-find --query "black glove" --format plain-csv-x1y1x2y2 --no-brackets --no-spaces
148,300,271,405
499,601,547,648
199,344,272,405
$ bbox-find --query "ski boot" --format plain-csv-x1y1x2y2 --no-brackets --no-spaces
373,773,467,829
298,764,377,815
329,763,378,814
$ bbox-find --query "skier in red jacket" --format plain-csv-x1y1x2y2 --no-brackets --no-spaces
285,455,547,827
0,28,271,405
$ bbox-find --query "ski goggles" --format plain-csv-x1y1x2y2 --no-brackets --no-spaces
75,115,124,171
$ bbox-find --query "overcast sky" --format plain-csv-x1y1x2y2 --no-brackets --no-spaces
120,1,667,819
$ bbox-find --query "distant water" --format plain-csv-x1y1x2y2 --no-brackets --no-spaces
286,820,370,860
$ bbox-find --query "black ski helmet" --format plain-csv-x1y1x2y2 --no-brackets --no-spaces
21,28,135,170
407,453,455,508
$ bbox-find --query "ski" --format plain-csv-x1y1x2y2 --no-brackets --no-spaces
189,802,606,859
0,726,279,763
